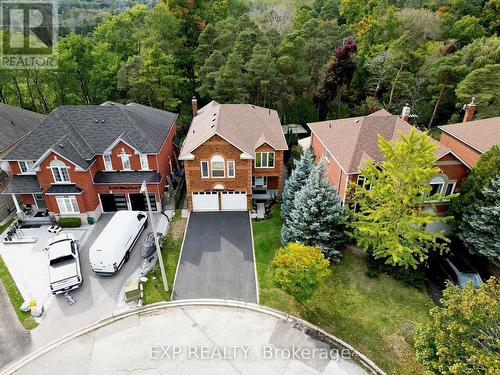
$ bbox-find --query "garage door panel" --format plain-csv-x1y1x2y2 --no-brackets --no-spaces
221,191,247,211
99,193,127,212
192,192,219,212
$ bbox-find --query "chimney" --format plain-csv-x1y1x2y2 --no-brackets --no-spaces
401,103,411,122
463,97,476,123
191,96,198,117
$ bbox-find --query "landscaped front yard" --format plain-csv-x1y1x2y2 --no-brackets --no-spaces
143,209,186,304
253,205,433,375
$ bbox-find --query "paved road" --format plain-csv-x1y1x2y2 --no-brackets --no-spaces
172,212,257,302
0,281,30,369
28,213,148,351
10,303,370,375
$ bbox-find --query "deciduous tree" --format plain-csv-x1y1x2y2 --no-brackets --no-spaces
414,278,500,375
350,129,451,268
272,243,330,302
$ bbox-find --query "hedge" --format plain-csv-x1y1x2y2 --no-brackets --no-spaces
57,217,82,228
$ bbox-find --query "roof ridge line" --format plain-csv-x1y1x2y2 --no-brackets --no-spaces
59,108,95,154
117,106,152,152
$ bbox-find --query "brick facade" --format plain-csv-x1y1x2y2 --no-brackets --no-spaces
439,132,479,167
184,135,285,210
7,124,177,221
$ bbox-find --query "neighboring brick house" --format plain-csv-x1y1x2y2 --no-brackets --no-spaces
1,102,178,222
308,109,470,221
0,103,45,221
179,100,288,212
439,110,500,168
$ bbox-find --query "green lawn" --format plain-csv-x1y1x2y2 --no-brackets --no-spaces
253,205,433,375
143,210,185,304
0,218,38,330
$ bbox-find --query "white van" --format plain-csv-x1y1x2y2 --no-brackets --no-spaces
89,211,148,275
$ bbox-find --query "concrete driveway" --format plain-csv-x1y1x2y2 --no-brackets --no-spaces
172,212,257,302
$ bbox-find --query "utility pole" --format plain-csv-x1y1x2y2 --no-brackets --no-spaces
141,181,168,293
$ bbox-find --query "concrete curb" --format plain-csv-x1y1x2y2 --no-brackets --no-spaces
2,299,386,375
248,211,260,304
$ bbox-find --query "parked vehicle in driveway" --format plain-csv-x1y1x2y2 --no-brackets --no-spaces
47,233,82,295
89,211,148,275
429,253,483,289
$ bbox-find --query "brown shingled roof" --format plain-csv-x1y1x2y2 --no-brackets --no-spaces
308,109,450,173
179,101,288,159
438,117,500,153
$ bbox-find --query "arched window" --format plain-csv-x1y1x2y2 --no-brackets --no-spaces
429,175,447,196
211,155,225,178
50,159,70,183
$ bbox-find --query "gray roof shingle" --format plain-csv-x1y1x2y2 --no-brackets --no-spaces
0,103,45,153
4,102,177,169
45,184,83,195
93,171,162,184
2,175,41,194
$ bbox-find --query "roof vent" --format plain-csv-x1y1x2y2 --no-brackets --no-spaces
211,124,215,128
10,120,14,126
101,119,105,123
329,123,332,128
354,119,360,123
95,120,98,123
59,144,64,148
193,129,195,134
268,109,270,115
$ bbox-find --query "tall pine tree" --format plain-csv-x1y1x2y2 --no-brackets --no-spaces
460,176,500,266
281,148,314,223
281,159,347,261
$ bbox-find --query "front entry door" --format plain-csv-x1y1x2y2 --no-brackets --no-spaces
33,194,47,209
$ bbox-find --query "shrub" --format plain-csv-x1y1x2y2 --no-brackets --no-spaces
272,243,330,302
57,217,82,228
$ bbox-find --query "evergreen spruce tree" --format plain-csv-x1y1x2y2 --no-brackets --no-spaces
281,148,314,223
281,159,347,261
460,176,500,266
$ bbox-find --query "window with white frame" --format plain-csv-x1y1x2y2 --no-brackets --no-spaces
211,155,225,178
428,175,446,196
255,152,275,168
18,161,35,174
227,160,235,178
323,149,332,162
103,155,113,171
50,159,70,183
445,181,456,196
356,175,371,190
253,176,267,187
120,153,131,171
140,154,149,170
56,196,79,214
201,161,209,178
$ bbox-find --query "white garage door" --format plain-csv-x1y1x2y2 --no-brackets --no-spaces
221,191,247,211
192,192,219,212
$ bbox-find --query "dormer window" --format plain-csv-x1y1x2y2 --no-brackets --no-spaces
140,154,149,170
18,161,35,174
120,153,131,171
50,159,70,183
103,155,113,171
255,152,275,168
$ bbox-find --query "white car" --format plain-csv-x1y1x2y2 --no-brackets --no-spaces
47,233,83,295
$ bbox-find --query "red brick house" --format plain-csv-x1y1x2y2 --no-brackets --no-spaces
439,104,499,168
1,102,178,222
308,109,470,223
180,100,288,212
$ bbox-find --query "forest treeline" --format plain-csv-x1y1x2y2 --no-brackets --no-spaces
0,0,498,135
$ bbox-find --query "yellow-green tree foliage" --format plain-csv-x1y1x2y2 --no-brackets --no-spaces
272,243,330,301
350,129,452,268
415,278,500,375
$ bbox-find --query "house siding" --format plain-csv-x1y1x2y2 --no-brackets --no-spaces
4,123,178,221
184,135,252,210
439,132,480,167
